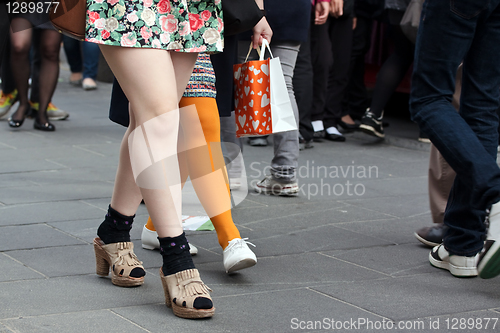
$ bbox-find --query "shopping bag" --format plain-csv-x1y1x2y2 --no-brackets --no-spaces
233,39,297,138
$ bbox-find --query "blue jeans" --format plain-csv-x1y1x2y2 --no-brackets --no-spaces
410,0,500,256
63,36,100,80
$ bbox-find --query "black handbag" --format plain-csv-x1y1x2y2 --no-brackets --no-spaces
223,0,264,36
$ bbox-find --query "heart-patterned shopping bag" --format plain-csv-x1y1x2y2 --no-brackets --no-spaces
233,40,297,138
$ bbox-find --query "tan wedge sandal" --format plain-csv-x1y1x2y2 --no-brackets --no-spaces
94,237,145,287
160,268,215,319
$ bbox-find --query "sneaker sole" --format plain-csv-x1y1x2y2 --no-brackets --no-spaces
478,241,500,279
429,252,477,277
226,257,257,274
414,232,440,248
49,114,69,121
255,186,299,196
359,124,385,138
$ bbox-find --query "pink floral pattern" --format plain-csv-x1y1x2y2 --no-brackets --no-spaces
85,0,223,53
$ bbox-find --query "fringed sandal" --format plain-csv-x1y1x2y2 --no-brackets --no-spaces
160,268,215,319
94,238,145,287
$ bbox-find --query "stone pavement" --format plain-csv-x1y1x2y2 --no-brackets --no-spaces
1,72,500,333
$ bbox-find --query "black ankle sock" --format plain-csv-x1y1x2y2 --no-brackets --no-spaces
159,233,195,275
97,205,135,244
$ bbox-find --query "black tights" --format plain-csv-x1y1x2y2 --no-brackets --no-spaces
10,18,61,124
370,10,415,118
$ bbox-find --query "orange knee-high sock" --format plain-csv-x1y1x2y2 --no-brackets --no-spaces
145,97,241,249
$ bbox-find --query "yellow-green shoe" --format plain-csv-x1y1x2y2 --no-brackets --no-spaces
29,101,69,121
0,90,18,119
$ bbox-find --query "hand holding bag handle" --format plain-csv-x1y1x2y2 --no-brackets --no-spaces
243,38,274,63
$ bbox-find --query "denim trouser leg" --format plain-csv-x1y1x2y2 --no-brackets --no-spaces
62,36,83,74
410,0,500,256
269,42,300,183
82,41,100,80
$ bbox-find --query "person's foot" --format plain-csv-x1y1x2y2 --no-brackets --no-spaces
141,224,198,255
415,224,448,248
248,137,268,146
478,202,500,279
254,175,299,196
223,238,257,274
359,109,385,138
7,103,30,128
82,78,97,90
339,115,359,131
312,130,325,142
0,90,18,119
69,72,83,86
429,244,478,277
299,134,314,150
324,126,346,142
29,101,69,121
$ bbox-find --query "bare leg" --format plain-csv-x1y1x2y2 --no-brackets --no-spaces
100,45,197,238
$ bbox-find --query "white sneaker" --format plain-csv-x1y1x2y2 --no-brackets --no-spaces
429,244,478,277
141,224,198,255
223,238,257,274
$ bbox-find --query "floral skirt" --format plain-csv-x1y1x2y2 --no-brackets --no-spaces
85,0,223,53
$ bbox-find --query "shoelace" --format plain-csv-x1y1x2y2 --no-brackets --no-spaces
226,238,256,252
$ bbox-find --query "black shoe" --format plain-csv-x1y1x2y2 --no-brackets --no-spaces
8,116,25,128
313,130,325,142
338,120,359,132
34,118,55,131
299,135,314,150
415,224,448,248
325,132,346,142
359,109,385,138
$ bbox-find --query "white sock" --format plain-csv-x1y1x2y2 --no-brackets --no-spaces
311,120,324,132
326,126,342,136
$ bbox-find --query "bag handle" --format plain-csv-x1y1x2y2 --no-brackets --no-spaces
244,39,274,62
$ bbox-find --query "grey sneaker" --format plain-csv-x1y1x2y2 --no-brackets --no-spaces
248,137,268,146
30,102,69,121
47,103,70,121
254,175,299,196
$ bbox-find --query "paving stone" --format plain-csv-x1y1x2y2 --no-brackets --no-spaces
0,275,163,319
112,288,385,332
0,201,106,226
0,183,113,205
340,193,430,219
232,225,393,257
0,224,85,251
321,243,433,277
0,253,44,282
7,245,95,278
2,309,148,332
312,274,500,321
334,215,432,246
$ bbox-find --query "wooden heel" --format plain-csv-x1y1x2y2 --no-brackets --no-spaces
160,269,172,308
94,240,110,276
